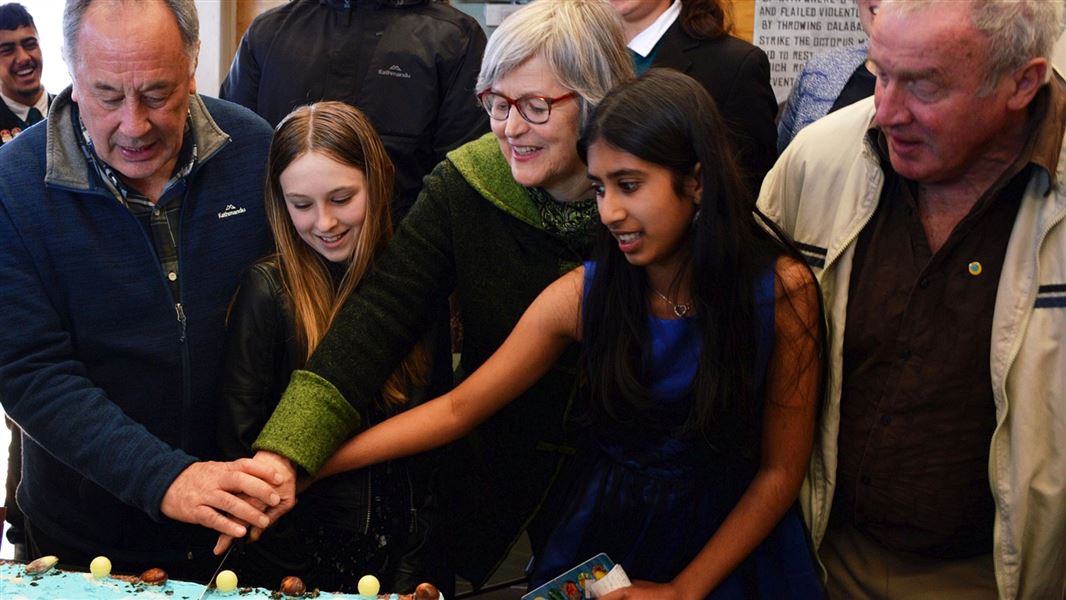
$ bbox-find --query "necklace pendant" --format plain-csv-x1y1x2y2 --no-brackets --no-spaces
673,303,690,318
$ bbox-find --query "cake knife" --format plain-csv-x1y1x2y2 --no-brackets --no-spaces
196,540,239,600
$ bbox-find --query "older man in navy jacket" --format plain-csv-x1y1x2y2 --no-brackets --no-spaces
0,0,282,581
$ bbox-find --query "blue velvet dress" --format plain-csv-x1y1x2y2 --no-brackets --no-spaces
529,264,823,598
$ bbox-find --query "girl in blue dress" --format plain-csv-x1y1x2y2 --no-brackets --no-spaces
313,69,825,599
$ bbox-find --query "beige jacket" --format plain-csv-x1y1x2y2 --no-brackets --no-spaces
757,95,1066,599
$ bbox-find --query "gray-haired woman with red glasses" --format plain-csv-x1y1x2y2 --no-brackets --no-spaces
246,0,635,591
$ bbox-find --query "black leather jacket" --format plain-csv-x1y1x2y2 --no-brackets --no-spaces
217,261,438,593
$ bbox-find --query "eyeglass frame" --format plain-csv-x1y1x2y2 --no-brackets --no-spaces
477,89,579,125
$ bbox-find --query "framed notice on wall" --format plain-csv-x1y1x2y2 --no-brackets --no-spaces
752,0,866,103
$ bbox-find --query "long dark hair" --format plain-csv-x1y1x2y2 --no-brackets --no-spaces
577,69,813,462
680,0,732,39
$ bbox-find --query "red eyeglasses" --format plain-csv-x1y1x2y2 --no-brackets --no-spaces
477,90,578,125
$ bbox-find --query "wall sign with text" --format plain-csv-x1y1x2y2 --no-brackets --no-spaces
752,0,866,104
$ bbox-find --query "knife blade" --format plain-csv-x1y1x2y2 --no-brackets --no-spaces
196,540,239,600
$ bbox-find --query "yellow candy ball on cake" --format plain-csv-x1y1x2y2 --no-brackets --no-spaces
89,556,111,579
357,574,380,597
216,569,238,593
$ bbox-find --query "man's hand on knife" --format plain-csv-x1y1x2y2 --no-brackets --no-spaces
161,458,284,540
212,450,298,555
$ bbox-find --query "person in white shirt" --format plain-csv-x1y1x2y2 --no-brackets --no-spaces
0,2,50,146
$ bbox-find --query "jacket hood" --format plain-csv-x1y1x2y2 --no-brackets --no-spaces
44,86,231,192
446,133,544,230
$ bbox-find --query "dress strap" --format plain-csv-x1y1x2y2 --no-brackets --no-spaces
753,269,777,387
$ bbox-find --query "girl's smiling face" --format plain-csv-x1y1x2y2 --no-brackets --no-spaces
280,151,369,264
588,140,701,281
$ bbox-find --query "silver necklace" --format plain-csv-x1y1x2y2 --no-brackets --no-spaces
651,287,691,318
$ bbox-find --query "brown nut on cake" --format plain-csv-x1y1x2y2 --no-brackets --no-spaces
280,575,306,597
138,567,168,585
414,582,440,600
25,555,59,575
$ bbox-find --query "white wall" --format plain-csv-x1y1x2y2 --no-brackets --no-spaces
20,0,68,93
193,0,236,97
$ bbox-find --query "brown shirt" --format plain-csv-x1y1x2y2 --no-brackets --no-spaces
833,84,1066,558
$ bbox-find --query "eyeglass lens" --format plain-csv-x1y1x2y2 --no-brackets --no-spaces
481,93,553,124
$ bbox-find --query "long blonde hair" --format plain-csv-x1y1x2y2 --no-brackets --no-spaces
264,101,425,406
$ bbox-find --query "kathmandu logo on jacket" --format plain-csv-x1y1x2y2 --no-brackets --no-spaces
378,64,411,79
217,204,247,219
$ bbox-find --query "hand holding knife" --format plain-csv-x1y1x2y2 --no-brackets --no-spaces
197,537,244,600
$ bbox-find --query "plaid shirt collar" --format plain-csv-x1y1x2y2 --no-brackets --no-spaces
74,106,197,206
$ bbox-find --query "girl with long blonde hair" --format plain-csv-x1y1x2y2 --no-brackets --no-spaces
216,101,428,593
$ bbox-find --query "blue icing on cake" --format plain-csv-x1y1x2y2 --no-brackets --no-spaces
0,562,442,600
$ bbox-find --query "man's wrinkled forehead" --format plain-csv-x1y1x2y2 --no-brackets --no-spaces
868,1,981,68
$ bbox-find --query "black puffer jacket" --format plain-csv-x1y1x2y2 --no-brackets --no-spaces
219,0,489,221
216,261,440,594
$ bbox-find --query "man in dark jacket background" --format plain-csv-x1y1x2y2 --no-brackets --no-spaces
221,0,489,222
221,6,485,590
0,0,283,581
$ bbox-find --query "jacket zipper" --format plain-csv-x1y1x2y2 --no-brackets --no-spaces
176,182,193,452
364,412,375,536
48,127,218,472
175,303,187,342
406,463,417,534
364,467,373,535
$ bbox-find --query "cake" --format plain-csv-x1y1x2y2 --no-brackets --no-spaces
0,560,443,600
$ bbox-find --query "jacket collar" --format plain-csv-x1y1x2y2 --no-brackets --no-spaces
628,0,681,58
653,20,698,75
0,88,49,123
446,132,544,230
44,86,231,192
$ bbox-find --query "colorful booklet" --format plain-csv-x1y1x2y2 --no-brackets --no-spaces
522,553,615,600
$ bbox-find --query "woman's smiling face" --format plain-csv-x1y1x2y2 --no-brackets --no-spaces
486,55,588,202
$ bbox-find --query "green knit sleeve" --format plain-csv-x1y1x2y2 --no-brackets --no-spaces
252,369,360,474
254,161,465,472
